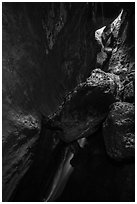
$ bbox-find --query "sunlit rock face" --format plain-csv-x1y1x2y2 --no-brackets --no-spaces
108,12,135,77
95,5,135,83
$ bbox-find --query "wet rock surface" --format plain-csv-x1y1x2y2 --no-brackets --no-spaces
103,102,135,161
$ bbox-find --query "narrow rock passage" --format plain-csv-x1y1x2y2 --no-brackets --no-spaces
2,2,135,202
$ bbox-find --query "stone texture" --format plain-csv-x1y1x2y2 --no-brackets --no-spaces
2,3,97,201
123,81,134,103
95,6,135,87
2,2,135,202
107,8,135,81
95,10,123,69
52,69,118,142
95,6,135,103
103,102,135,161
2,109,41,201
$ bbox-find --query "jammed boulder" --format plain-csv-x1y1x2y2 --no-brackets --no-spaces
103,102,135,161
51,69,119,143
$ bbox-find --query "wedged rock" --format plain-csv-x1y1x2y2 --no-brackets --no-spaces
52,69,119,143
103,102,135,161
123,81,134,103
87,69,124,101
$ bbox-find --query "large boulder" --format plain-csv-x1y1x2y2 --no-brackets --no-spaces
103,102,135,161
52,69,119,142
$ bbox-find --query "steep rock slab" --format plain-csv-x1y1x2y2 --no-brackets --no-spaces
103,102,135,161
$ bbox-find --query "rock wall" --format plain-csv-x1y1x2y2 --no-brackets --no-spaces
2,2,97,201
2,2,135,202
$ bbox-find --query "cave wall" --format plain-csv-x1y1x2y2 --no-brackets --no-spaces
2,2,97,201
3,2,97,116
2,2,135,202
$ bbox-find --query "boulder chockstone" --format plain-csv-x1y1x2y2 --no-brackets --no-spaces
103,102,135,161
51,69,120,143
